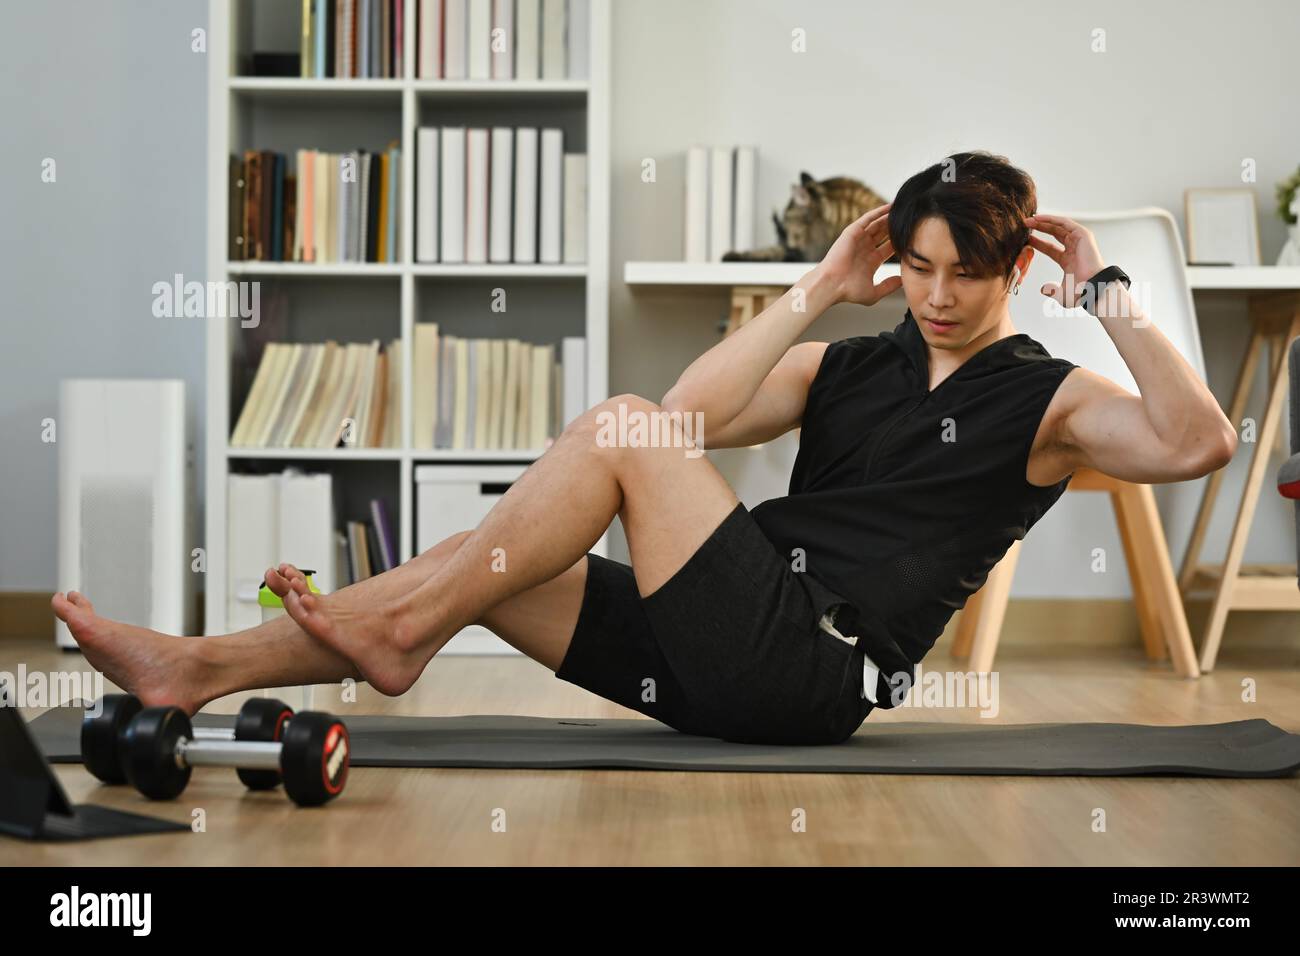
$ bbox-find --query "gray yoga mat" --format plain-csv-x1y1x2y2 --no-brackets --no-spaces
29,705,1300,777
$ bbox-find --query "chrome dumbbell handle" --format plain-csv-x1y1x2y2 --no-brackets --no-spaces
173,739,282,770
191,715,295,743
192,727,236,741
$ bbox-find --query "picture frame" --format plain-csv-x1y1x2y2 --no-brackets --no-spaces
1184,187,1261,266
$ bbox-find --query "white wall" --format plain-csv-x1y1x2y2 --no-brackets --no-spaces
606,0,1300,598
2,0,1297,605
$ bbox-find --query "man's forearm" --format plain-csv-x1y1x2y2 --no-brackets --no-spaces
1095,282,1234,458
661,267,840,423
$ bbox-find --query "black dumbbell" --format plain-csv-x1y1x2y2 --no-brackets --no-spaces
82,695,297,787
82,695,345,804
121,705,349,807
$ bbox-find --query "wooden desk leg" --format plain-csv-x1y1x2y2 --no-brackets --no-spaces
1199,308,1300,671
1178,330,1263,593
726,286,786,337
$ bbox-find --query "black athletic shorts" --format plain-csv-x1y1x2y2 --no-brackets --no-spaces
554,500,875,745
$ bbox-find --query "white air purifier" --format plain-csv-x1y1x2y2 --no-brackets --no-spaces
56,379,196,649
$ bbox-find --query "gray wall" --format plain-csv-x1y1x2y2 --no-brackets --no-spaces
0,0,208,593
2,0,1297,606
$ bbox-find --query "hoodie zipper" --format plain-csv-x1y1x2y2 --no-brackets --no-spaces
860,391,928,483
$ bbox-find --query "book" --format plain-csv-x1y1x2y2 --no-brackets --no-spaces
538,128,563,263
489,126,514,263
530,343,554,448
467,0,491,80
229,155,245,260
561,336,586,428
541,0,565,79
515,0,540,80
733,145,757,255
440,127,466,262
370,499,396,572
685,145,709,262
384,337,402,448
244,150,263,260
709,145,733,262
302,0,315,78
568,0,589,79
444,0,467,79
488,337,505,446
416,128,439,262
490,0,514,80
238,343,290,447
418,0,442,79
386,143,400,261
465,128,490,263
513,127,538,262
413,323,439,448
563,153,586,263
231,343,281,446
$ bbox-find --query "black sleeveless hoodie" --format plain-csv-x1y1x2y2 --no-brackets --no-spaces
749,308,1079,707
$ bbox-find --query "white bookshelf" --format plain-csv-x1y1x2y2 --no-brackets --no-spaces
205,0,611,636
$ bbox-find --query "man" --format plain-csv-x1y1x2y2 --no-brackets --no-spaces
53,151,1235,745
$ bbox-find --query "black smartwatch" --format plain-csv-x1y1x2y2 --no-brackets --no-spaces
1078,265,1131,316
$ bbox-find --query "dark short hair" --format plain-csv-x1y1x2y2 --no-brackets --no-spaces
888,150,1036,280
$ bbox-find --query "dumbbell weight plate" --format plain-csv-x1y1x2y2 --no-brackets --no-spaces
80,694,141,784
122,706,194,800
234,698,295,791
279,712,350,807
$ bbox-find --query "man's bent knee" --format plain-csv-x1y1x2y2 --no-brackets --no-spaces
571,394,703,458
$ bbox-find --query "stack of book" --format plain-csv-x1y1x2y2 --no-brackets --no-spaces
229,146,402,263
343,498,398,583
301,0,408,79
416,126,584,263
416,0,588,81
227,468,396,629
684,145,759,262
231,339,402,449
412,324,586,449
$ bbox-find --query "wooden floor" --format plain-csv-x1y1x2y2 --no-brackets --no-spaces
5,635,1299,865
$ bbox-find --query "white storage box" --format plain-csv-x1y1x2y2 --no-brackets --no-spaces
415,464,529,654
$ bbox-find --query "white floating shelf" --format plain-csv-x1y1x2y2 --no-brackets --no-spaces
411,448,549,460
226,446,548,462
411,79,588,95
227,447,405,461
229,77,405,95
1184,266,1300,290
624,261,834,287
410,263,588,278
226,262,403,277
227,78,587,98
625,261,1300,292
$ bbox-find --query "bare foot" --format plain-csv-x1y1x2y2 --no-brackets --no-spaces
277,567,429,697
50,591,212,716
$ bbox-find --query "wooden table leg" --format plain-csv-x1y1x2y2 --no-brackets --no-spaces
1198,300,1300,671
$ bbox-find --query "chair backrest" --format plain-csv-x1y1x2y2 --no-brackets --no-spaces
1010,208,1208,393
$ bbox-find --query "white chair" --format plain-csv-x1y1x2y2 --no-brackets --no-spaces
950,208,1205,678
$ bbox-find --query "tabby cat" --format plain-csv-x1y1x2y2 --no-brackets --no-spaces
722,172,888,262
